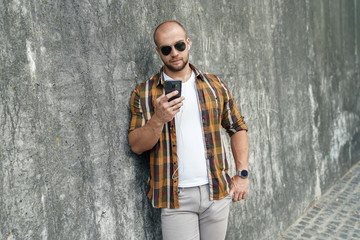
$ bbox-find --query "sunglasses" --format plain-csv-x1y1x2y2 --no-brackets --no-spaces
160,42,186,56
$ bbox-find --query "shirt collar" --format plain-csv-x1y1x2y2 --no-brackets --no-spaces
156,63,205,87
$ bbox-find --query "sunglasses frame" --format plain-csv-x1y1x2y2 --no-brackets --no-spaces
160,41,187,56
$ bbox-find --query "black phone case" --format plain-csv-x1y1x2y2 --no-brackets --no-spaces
165,80,182,102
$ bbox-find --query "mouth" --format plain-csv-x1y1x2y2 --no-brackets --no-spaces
170,59,182,64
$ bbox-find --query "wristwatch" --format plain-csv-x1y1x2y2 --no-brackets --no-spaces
236,169,249,179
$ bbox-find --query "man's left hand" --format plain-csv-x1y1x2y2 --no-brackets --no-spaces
229,175,249,202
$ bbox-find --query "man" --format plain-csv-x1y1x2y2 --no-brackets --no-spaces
128,21,249,240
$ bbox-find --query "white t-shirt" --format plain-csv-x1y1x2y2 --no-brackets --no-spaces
164,71,209,187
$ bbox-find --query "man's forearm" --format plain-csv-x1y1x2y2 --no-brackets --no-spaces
129,91,184,155
230,130,249,171
128,115,164,154
229,130,249,201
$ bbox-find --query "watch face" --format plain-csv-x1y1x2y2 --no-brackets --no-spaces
241,170,248,177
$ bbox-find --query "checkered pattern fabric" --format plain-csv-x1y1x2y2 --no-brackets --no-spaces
129,64,247,209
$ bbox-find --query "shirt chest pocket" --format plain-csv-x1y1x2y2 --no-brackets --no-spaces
203,88,223,123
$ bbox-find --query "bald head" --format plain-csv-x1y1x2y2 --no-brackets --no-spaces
153,21,187,46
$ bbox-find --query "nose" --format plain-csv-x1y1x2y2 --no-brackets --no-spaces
169,46,180,56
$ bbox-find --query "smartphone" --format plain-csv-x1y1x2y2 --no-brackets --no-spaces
165,80,182,102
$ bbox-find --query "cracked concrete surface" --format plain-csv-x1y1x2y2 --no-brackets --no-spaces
0,0,359,239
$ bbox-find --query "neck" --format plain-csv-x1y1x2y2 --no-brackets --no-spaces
164,64,192,83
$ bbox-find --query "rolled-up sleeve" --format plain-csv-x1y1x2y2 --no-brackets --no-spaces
220,79,248,136
129,88,145,132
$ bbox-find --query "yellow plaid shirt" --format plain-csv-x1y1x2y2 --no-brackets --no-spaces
129,64,248,209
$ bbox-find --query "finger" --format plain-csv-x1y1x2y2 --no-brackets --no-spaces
229,189,234,196
168,97,185,107
171,101,184,111
232,193,239,202
165,90,179,101
237,192,246,200
171,102,185,114
156,94,168,104
170,95,185,103
242,192,247,199
172,107,181,114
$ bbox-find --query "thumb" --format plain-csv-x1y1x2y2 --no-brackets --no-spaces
229,188,234,196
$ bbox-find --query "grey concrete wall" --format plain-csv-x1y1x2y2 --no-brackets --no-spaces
0,0,359,239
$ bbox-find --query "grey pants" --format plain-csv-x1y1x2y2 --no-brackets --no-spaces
161,184,232,240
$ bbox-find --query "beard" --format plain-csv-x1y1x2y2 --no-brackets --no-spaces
164,55,189,72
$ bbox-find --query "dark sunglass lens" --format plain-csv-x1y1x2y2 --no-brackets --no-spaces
161,46,172,55
175,42,186,52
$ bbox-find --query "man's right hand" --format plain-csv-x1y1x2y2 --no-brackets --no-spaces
153,90,185,123
128,90,184,154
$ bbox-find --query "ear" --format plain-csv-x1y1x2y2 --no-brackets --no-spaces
187,38,191,49
155,47,161,55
